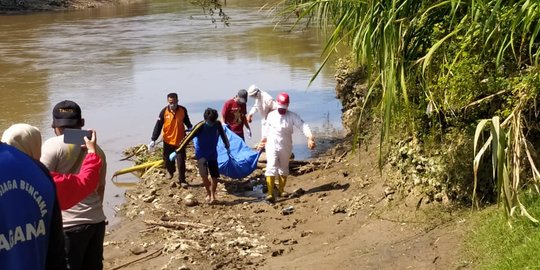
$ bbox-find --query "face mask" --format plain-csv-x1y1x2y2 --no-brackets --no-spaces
205,121,215,127
278,108,287,115
168,104,178,111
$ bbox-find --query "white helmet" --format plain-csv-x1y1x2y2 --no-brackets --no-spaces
247,84,260,96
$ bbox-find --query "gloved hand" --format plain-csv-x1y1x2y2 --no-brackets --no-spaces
257,139,266,151
247,128,252,139
169,152,177,161
307,137,316,150
148,141,156,151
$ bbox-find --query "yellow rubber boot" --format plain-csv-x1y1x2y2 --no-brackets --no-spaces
265,176,276,203
278,176,288,197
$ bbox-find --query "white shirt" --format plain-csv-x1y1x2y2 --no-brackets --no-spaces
41,135,107,228
248,90,277,120
263,110,313,151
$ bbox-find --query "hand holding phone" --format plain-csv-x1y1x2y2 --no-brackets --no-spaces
63,128,92,145
84,130,97,153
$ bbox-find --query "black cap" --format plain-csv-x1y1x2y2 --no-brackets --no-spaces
52,100,83,128
237,89,248,104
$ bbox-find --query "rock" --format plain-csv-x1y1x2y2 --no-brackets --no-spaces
399,146,408,158
103,241,118,247
184,198,198,207
130,246,147,255
413,174,422,186
164,242,181,253
281,206,294,215
331,204,347,214
142,195,156,203
281,239,297,245
160,215,172,221
384,187,395,196
179,243,190,251
184,194,194,200
271,249,284,257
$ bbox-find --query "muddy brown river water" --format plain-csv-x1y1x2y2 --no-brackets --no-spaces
0,0,343,224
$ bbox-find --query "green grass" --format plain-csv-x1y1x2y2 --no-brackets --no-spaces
464,192,540,269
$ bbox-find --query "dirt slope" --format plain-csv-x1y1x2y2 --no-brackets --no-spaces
103,135,471,270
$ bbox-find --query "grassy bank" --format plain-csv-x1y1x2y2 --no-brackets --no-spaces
463,192,540,269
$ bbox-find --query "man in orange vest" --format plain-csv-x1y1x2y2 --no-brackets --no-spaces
150,93,193,187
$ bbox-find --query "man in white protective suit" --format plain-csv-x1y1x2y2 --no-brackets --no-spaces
257,92,316,203
246,84,277,137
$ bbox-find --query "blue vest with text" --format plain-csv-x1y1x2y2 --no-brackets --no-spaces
0,143,56,269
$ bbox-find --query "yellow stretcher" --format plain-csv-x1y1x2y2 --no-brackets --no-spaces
111,160,164,178
111,121,205,180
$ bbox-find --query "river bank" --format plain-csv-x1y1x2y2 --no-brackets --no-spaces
103,130,471,269
0,0,135,13
100,47,473,270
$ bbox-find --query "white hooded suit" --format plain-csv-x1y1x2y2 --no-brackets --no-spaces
248,90,277,134
262,109,313,176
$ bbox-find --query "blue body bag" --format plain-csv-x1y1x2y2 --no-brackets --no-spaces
217,126,261,179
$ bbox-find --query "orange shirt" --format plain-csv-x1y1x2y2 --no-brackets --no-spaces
151,105,193,147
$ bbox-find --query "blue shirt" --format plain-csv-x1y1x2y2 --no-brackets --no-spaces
0,143,64,270
193,123,228,160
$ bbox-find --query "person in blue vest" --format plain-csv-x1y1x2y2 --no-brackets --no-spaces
0,142,67,270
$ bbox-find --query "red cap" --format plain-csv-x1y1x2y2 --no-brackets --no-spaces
276,92,290,108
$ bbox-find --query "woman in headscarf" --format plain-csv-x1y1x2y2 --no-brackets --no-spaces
2,123,102,210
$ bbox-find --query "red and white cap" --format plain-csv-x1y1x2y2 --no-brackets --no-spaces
276,92,290,109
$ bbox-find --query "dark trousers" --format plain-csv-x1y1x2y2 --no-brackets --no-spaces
163,142,186,182
64,221,106,270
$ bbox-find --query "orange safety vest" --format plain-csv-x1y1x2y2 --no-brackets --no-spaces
162,107,187,146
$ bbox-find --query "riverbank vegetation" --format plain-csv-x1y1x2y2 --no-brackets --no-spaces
464,193,540,269
266,1,540,267
273,0,540,217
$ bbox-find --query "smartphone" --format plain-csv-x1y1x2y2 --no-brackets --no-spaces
63,128,91,145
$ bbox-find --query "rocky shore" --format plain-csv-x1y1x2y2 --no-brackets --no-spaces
103,128,468,270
